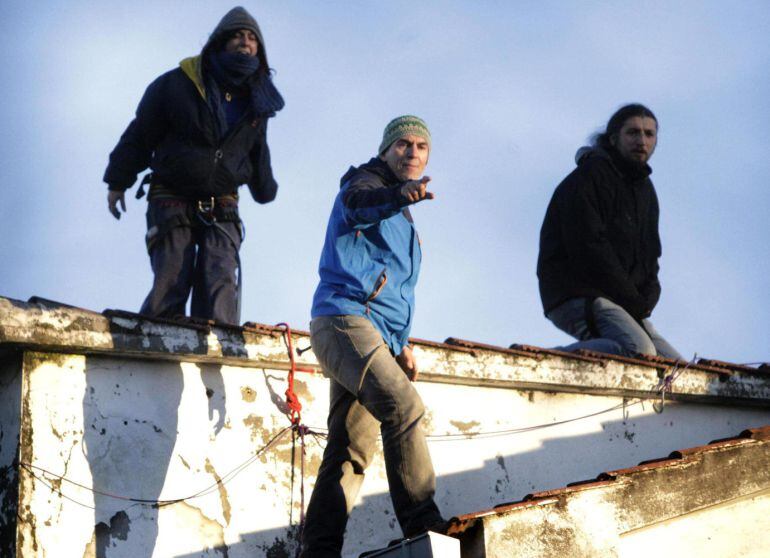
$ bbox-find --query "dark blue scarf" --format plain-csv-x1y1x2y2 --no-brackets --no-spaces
204,51,285,139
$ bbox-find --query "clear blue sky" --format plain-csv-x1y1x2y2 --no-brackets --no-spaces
1,1,768,363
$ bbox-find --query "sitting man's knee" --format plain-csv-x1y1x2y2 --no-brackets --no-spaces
623,335,657,357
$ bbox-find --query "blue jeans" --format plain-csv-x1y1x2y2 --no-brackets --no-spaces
301,315,443,558
546,297,682,359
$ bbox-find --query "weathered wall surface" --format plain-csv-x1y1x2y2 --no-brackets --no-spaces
617,489,770,558
8,351,770,557
1,296,768,557
1,353,22,556
455,431,770,558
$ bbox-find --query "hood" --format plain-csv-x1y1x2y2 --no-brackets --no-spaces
574,145,609,165
339,158,399,189
203,6,269,71
179,56,206,99
574,145,652,181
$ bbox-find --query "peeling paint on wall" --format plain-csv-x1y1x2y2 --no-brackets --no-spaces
243,414,266,444
2,299,770,557
292,379,314,405
171,502,230,558
240,386,257,403
450,419,481,433
204,459,231,525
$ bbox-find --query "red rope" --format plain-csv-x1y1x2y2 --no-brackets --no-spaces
276,322,313,554
276,322,305,425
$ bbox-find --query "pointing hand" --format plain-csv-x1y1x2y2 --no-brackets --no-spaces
400,176,434,204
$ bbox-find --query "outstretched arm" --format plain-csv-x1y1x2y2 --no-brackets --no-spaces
343,175,434,228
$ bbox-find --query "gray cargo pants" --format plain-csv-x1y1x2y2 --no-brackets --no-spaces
300,315,443,558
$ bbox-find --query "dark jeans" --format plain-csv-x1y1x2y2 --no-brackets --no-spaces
301,315,443,558
140,201,241,324
547,297,682,359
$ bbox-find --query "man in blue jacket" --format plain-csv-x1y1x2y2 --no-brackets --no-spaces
301,116,444,557
103,7,283,324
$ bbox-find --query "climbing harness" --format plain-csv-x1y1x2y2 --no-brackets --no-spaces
142,188,246,323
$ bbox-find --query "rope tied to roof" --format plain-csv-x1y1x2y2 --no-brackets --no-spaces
653,354,697,413
276,321,318,553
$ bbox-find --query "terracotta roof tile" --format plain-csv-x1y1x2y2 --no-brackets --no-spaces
448,424,770,529
697,358,770,374
21,295,766,380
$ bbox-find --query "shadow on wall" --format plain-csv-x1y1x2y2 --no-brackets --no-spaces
0,353,22,557
82,359,227,558
173,393,768,558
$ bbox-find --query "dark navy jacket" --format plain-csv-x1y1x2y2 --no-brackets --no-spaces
103,56,277,202
312,158,422,355
537,147,662,319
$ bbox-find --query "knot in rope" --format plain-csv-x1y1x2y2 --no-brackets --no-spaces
277,322,303,425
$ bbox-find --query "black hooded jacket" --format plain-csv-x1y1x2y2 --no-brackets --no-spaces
103,8,279,202
537,147,662,319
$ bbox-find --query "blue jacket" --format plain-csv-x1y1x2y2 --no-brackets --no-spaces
311,158,422,355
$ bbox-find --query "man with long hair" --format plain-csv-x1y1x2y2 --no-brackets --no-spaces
537,104,682,359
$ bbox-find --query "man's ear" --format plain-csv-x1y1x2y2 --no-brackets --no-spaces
609,134,617,147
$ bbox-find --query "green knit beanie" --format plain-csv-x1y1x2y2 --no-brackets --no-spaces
378,115,431,155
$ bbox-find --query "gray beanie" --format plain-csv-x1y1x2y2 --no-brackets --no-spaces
378,115,431,155
207,7,265,54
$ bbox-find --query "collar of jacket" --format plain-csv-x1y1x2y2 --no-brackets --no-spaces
339,157,400,189
576,146,651,182
179,55,206,100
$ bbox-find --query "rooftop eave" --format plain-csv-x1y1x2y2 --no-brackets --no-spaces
1,296,768,407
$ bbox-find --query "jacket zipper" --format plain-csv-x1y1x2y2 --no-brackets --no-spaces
365,269,388,314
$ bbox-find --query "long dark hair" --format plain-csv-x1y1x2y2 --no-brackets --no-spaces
591,104,658,151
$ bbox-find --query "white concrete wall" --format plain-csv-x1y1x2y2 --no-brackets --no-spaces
618,489,770,558
11,350,770,557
